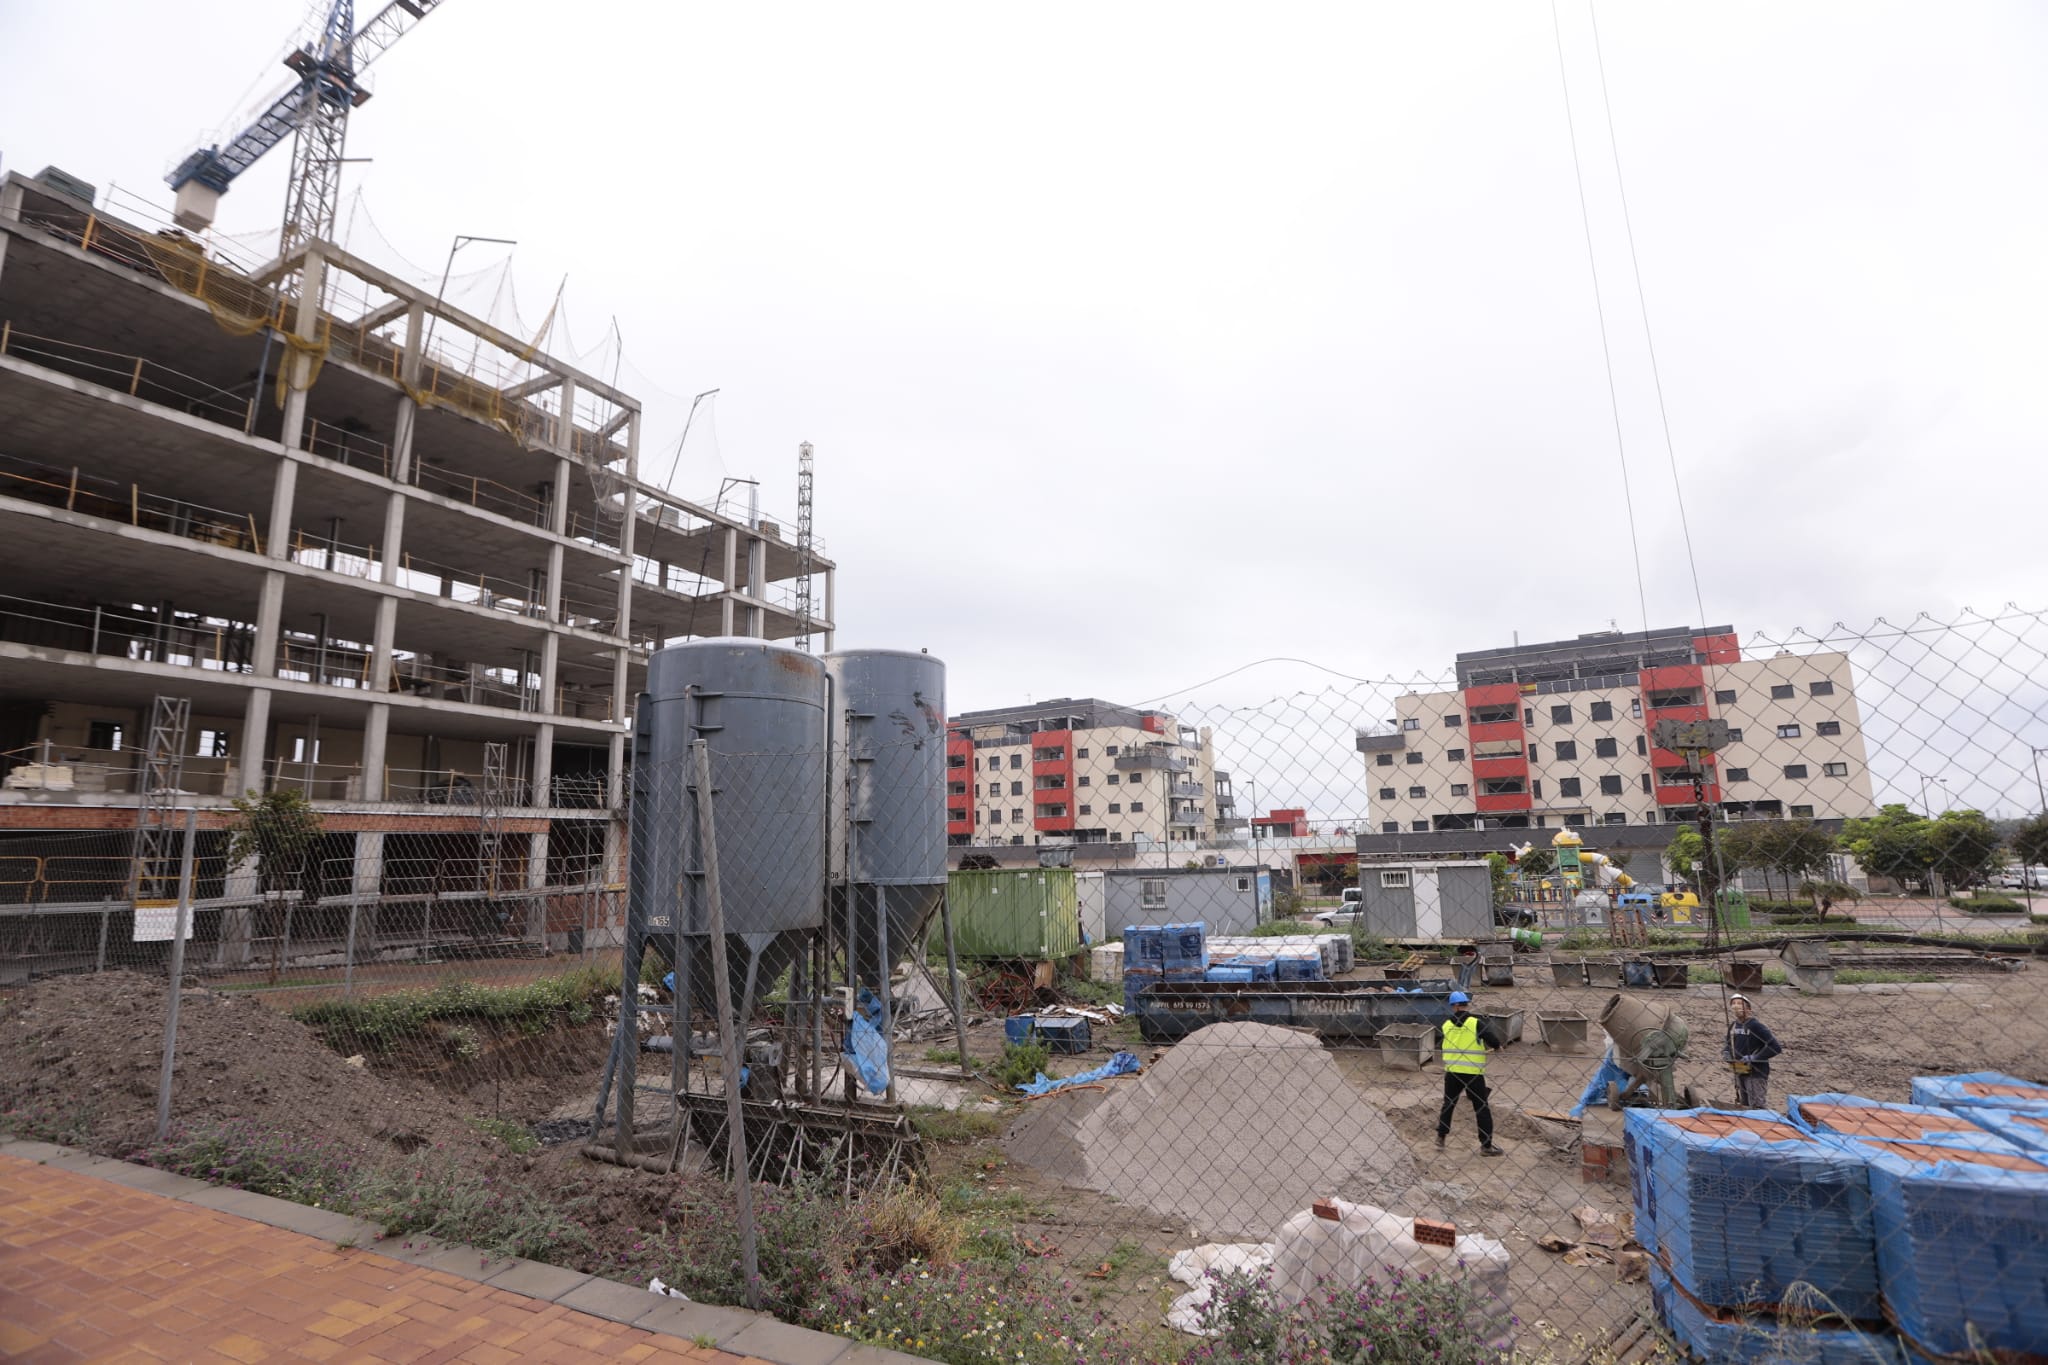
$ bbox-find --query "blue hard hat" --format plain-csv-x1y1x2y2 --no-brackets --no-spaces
1449,991,1471,1005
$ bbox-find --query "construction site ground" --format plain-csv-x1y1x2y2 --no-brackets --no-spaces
2,937,2041,1361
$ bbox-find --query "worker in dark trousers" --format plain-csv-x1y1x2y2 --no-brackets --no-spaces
1723,993,1784,1110
1436,991,1506,1156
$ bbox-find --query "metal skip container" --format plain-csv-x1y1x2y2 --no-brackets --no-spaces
824,649,947,994
628,638,827,1023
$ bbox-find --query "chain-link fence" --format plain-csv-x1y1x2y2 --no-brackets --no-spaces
4,607,2046,1364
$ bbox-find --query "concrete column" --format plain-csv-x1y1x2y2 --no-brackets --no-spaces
532,721,555,807
525,829,551,943
746,532,766,638
391,303,425,484
605,415,639,806
539,633,561,713
378,491,407,586
278,251,326,452
252,572,287,679
720,526,738,635
360,703,390,800
236,688,272,795
823,568,836,651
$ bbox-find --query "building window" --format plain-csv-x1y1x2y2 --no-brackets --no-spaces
1603,812,1627,826
1480,777,1525,796
1400,718,1419,730
1443,714,1462,728
1236,876,1251,892
987,756,1000,771
1565,813,1588,828
1107,774,1120,785
1790,804,1815,817
1823,762,1849,777
1524,707,1536,725
1770,684,1795,700
1411,821,1429,832
1140,879,1167,910
1816,721,1841,737
1036,746,1065,761
1078,775,1090,786
1379,869,1411,889
1777,723,1801,739
1551,703,1573,724
1527,743,1541,763
1450,783,1470,797
1075,747,1089,759
1010,780,1024,796
1078,804,1092,815
1406,751,1423,765
291,736,320,763
1635,734,1648,755
1726,727,1744,743
1107,803,1121,814
1594,737,1619,758
1640,773,1653,792
1376,753,1394,767
1724,767,1749,783
1630,699,1642,718
1558,777,1582,797
1589,700,1614,722
1783,764,1809,780
1407,786,1426,799
1379,787,1396,800
1554,740,1578,761
1599,775,1624,795
1530,779,1543,798
1109,832,1122,842
1714,689,1737,705
1381,821,1399,833
1035,804,1067,819
1810,680,1835,696
1010,753,1024,769
1130,801,1145,812
1447,748,1466,762
1011,808,1024,821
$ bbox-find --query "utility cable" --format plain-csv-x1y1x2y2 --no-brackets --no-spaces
1587,0,1711,636
1549,0,1653,642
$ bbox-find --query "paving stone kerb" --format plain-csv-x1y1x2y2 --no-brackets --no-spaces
0,1140,932,1365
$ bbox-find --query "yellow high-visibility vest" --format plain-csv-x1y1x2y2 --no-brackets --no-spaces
1441,1016,1486,1075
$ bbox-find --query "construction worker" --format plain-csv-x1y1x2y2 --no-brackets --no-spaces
1436,992,1506,1156
1723,993,1784,1109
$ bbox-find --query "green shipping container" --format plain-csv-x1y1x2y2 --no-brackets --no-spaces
948,868,1082,960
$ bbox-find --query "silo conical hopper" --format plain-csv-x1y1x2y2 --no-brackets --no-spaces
825,650,947,995
627,638,827,1033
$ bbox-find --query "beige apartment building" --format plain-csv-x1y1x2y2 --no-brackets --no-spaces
1357,626,1877,837
946,699,1218,850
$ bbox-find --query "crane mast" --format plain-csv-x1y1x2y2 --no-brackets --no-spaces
167,0,445,253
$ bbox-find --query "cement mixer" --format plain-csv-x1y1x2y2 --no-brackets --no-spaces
1596,993,1700,1110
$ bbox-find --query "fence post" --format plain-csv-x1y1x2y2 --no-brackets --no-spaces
155,810,200,1143
343,897,358,998
693,738,761,1310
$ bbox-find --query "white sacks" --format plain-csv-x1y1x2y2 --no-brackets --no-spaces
1268,1198,1515,1352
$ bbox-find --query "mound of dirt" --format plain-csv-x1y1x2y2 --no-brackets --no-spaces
1004,1022,1418,1241
0,971,489,1161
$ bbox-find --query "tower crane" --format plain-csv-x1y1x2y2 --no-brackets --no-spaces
166,0,447,252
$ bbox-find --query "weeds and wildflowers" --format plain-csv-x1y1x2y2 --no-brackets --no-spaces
1183,1267,1497,1365
138,1120,358,1208
288,965,609,1054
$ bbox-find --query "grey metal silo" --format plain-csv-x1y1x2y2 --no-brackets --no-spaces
825,649,947,995
626,637,827,1034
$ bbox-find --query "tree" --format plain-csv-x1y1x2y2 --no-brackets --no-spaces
2014,812,2048,872
227,788,325,895
1514,847,1557,880
1925,809,2001,890
1485,852,1514,908
1842,804,1934,893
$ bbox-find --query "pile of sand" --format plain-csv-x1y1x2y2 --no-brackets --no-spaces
1004,1022,1417,1241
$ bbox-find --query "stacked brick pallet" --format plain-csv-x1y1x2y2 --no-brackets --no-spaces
1627,1072,2048,1364
1122,923,1207,1013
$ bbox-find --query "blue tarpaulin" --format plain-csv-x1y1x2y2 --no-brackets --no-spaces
1910,1070,2048,1116
1016,1050,1142,1096
843,1014,890,1094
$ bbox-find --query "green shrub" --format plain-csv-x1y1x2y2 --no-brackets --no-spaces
1950,893,2024,914
140,1120,357,1207
1251,918,1321,937
986,1040,1051,1091
353,1155,589,1261
909,1107,1006,1144
1350,929,1396,961
1183,1266,1495,1364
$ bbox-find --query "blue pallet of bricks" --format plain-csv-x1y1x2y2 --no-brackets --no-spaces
1828,1132,2048,1360
1951,1106,2048,1155
1910,1070,2048,1117
1122,922,1209,971
1218,956,1278,982
1625,1108,1882,1323
1273,953,1323,981
1788,1093,2025,1152
1647,1264,1902,1365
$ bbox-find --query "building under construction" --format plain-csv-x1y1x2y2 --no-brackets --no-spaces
0,167,834,976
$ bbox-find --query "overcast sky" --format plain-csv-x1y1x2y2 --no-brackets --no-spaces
5,1,2046,803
